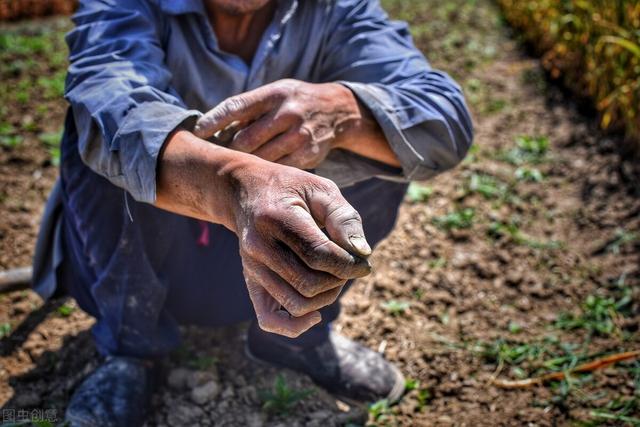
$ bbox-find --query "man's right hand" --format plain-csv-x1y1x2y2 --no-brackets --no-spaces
156,130,372,337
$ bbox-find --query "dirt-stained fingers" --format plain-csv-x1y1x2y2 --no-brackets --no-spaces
244,274,322,338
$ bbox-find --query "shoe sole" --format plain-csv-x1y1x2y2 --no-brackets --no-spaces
244,340,406,406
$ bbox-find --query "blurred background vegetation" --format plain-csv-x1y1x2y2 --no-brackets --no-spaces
498,0,640,151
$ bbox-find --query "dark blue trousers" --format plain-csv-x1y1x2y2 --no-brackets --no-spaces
58,138,407,358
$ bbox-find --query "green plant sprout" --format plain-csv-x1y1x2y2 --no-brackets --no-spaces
605,228,638,254
381,299,410,316
406,182,434,202
57,303,75,317
499,135,550,165
555,292,631,337
368,398,393,424
468,173,509,199
488,219,561,249
433,207,475,230
515,166,544,182
260,375,313,415
0,322,11,338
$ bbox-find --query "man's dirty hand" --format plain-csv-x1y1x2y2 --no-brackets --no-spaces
194,79,362,170
230,158,372,337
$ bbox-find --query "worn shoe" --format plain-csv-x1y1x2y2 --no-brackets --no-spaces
65,356,157,427
246,322,405,403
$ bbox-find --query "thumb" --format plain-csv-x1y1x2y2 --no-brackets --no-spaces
308,186,372,259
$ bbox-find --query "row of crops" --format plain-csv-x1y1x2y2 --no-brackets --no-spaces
498,0,640,150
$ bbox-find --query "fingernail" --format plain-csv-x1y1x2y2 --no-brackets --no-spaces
349,236,372,256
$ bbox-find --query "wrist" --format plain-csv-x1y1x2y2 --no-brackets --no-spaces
156,129,251,232
326,83,374,151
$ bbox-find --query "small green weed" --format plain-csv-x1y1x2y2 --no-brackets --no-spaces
260,375,313,415
427,257,447,269
488,219,561,249
381,299,410,316
605,228,638,254
0,134,23,148
433,207,475,230
57,303,75,317
555,292,631,337
0,322,11,338
39,130,62,166
468,173,509,200
515,166,544,182
368,398,393,424
37,71,65,100
499,136,550,165
404,378,419,391
406,182,433,202
403,379,432,412
508,321,523,334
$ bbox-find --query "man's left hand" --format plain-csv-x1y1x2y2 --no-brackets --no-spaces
193,79,362,169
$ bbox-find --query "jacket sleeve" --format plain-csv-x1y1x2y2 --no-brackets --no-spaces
64,0,201,203
315,0,474,185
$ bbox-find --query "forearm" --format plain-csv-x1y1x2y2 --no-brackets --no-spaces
155,129,246,231
331,84,401,168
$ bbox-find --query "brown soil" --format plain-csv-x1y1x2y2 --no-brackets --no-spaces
1,2,639,426
0,1,76,22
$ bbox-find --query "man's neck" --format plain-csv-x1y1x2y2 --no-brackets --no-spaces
204,1,276,65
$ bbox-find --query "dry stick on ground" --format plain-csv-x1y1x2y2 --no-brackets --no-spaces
491,350,640,389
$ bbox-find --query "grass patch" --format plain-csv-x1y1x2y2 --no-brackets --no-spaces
555,295,631,338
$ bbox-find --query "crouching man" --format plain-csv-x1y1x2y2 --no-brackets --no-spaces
32,0,473,425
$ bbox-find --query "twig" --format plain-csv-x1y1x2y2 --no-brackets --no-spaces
491,350,640,389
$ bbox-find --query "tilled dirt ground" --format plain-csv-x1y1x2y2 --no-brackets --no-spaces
1,1,639,426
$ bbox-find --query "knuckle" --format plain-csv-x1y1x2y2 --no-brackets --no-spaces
283,328,303,338
326,287,342,304
240,232,261,259
253,205,279,228
285,299,308,317
282,103,304,122
226,95,247,112
256,316,275,333
315,177,339,195
330,203,361,224
278,109,300,123
299,239,331,270
288,270,309,294
305,274,343,298
341,210,362,226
